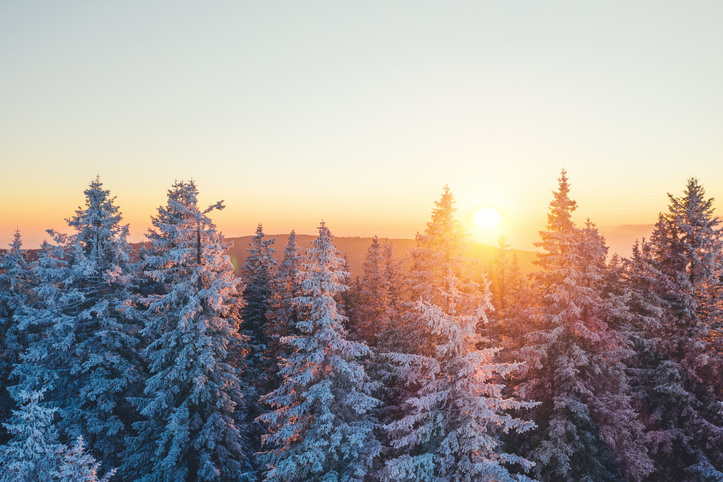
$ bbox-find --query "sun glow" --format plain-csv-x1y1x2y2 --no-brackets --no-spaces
473,207,502,229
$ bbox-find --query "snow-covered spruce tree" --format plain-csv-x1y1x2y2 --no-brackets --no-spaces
0,230,36,443
0,388,64,480
516,171,652,481
240,223,277,464
62,177,141,465
124,180,251,481
338,254,359,332
258,222,380,481
10,177,140,471
351,236,393,346
350,237,404,476
383,188,536,481
408,185,468,309
56,436,116,482
488,236,513,344
488,236,535,356
10,233,74,405
0,388,113,482
266,231,304,380
624,178,723,480
242,224,277,378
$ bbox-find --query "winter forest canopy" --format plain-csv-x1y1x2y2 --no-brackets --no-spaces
1,172,722,481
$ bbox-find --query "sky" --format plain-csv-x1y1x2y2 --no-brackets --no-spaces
2,1,722,253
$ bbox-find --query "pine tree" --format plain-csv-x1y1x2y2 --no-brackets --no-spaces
488,236,534,356
258,222,380,481
383,188,536,481
62,177,141,465
124,180,251,481
266,231,304,377
56,436,116,482
0,230,36,443
0,388,66,481
10,177,140,471
240,223,277,466
516,171,652,481
624,178,723,480
0,388,113,482
408,185,468,308
10,234,74,403
242,223,277,381
352,236,393,346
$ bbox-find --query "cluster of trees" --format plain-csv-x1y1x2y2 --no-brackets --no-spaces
0,172,722,481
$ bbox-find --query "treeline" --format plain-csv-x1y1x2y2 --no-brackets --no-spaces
0,172,722,481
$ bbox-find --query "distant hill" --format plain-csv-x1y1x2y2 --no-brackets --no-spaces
226,235,538,278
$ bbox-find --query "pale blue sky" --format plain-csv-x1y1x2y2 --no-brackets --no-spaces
2,1,722,251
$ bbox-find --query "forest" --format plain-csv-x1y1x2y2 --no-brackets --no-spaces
0,170,722,481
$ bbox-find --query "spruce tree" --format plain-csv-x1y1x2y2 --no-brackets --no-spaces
0,388,66,481
624,178,723,480
124,180,251,481
352,236,393,346
62,177,141,466
240,223,277,467
0,388,113,482
488,236,533,356
266,231,304,379
242,223,277,382
408,185,468,308
384,187,536,481
258,222,380,481
516,171,652,481
0,230,36,443
10,177,140,471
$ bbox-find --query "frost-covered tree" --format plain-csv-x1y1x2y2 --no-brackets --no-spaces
242,223,277,379
266,231,304,378
62,177,141,464
0,388,66,481
258,222,380,481
384,188,536,481
0,388,113,482
516,171,652,481
624,178,723,480
351,236,393,346
124,180,251,481
56,436,115,482
10,234,74,404
488,236,534,356
0,230,36,442
408,185,468,308
240,223,277,466
10,177,140,470
384,274,537,481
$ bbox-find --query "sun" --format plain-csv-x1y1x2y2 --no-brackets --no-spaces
473,206,502,229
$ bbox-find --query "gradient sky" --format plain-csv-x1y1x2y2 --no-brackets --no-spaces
2,1,722,252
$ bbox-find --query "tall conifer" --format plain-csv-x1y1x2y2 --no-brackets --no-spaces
516,171,652,481
0,230,36,443
10,178,140,471
384,187,536,480
259,222,380,481
625,178,723,480
124,180,251,481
